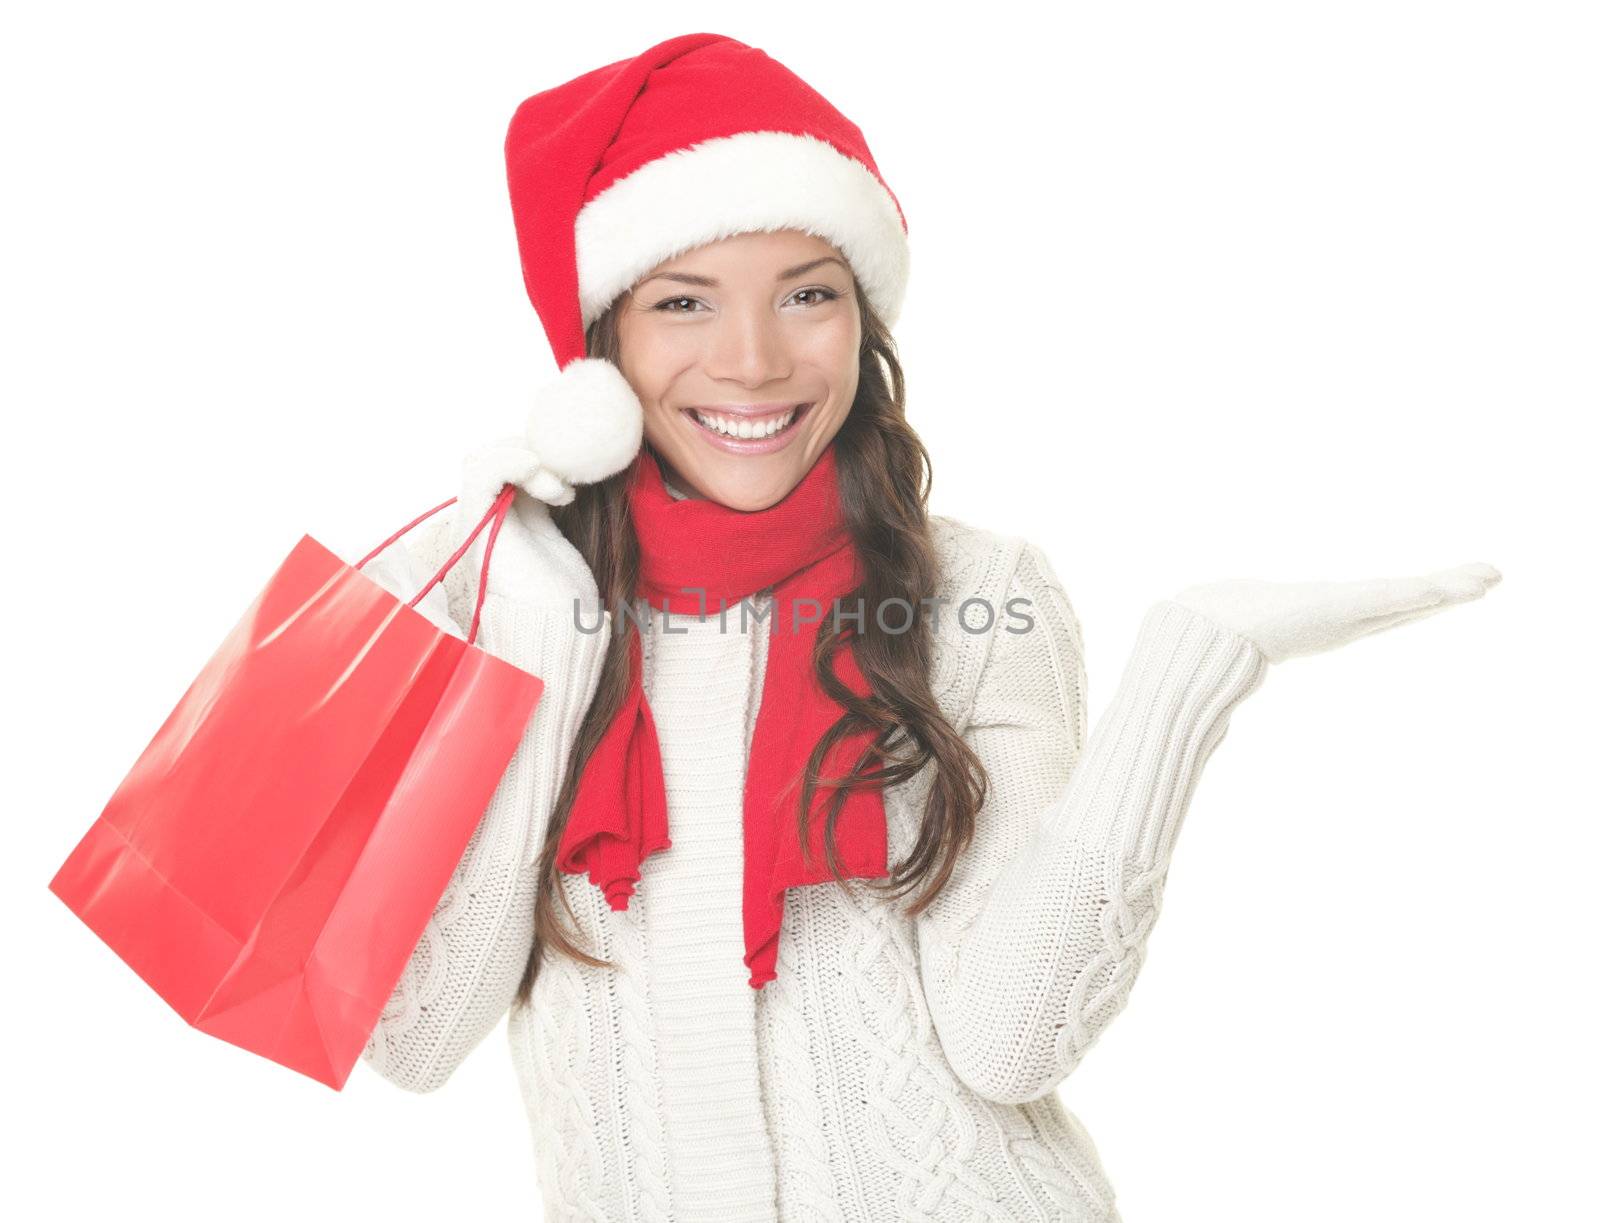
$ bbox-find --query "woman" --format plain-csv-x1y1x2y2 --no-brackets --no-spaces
360,34,1499,1222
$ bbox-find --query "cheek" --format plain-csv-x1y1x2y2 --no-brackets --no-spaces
824,321,862,389
640,398,683,445
621,334,697,436
618,326,676,394
796,317,860,385
618,306,703,372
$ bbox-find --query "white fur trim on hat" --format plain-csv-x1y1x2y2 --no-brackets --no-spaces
574,130,910,330
524,357,643,498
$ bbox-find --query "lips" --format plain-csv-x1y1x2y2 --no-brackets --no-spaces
683,402,813,453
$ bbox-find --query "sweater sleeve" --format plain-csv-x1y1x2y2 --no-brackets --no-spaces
915,542,1269,1104
356,513,610,1093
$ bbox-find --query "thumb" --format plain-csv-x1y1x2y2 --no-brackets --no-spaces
1421,562,1503,601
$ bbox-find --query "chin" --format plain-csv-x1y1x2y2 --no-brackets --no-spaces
692,457,808,511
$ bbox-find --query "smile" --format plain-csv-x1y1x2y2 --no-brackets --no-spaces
684,403,812,452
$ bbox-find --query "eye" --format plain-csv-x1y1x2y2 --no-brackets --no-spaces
653,296,704,314
791,287,840,307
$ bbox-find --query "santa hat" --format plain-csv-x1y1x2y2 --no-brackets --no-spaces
503,32,910,496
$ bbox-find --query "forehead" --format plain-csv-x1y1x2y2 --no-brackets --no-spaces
646,229,848,277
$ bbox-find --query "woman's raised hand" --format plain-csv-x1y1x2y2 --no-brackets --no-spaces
1171,562,1502,664
453,432,602,618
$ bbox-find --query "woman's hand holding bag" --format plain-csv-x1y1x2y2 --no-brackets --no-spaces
451,432,604,623
357,434,604,639
1172,561,1502,663
369,358,643,636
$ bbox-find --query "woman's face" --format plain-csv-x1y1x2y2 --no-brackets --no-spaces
614,228,862,511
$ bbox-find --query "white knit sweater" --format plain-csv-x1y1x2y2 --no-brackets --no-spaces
360,505,1269,1222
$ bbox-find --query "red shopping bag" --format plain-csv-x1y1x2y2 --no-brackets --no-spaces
48,484,542,1090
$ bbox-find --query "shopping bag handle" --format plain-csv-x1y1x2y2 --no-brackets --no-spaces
353,484,518,647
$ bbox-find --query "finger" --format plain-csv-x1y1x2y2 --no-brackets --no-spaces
1338,574,1447,621
527,466,575,505
1422,562,1502,602
1348,601,1454,640
508,489,562,540
1346,565,1499,640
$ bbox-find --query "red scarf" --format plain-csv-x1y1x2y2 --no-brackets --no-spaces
555,443,888,988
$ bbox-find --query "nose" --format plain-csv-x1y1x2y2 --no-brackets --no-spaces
702,302,794,389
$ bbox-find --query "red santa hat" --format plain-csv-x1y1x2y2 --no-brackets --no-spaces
502,32,910,497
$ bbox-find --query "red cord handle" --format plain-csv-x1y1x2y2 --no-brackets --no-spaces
353,483,519,647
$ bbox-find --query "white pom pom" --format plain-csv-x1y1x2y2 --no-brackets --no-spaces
525,357,643,486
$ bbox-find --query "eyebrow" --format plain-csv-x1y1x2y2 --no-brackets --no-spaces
636,256,850,290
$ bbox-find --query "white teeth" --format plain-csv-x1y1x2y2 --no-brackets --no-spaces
691,407,798,439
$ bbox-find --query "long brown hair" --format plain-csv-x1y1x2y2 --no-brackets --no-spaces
514,278,987,1007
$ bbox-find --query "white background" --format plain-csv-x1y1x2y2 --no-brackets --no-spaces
6,3,1595,1219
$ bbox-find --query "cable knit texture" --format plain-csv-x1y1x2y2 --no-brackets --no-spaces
360,508,1269,1222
